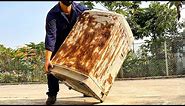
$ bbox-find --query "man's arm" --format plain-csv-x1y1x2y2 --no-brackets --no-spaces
44,13,57,74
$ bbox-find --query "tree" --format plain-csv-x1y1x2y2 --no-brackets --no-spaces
167,1,185,20
0,45,21,82
80,1,142,16
81,1,182,39
24,42,45,82
0,45,15,73
0,42,46,83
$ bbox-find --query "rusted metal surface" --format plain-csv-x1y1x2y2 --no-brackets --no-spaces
51,10,134,102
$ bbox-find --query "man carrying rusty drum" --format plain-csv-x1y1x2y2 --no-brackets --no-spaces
44,1,89,105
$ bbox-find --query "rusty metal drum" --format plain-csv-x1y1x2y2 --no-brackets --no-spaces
50,10,134,102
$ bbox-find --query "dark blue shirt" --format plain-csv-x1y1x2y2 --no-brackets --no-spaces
45,2,89,58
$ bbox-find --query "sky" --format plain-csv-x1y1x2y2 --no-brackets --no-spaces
0,1,184,49
0,1,58,49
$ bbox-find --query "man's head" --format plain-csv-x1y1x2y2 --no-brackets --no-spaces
60,0,73,6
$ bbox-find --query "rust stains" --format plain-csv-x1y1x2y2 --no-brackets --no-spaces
50,10,134,100
51,10,128,78
112,16,118,20
93,23,125,80
107,74,113,84
78,12,90,24
52,11,116,75
96,14,109,17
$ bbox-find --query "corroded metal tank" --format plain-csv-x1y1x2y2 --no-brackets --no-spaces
50,10,134,102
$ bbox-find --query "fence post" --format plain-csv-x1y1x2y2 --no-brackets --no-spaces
164,40,169,76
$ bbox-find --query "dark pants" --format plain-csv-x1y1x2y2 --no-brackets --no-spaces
46,73,59,96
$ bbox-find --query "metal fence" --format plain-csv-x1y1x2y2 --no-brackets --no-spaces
0,69,47,83
1,39,185,84
117,38,185,78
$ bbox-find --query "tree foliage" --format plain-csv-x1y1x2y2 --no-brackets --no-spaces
0,42,46,83
167,1,185,20
80,1,183,40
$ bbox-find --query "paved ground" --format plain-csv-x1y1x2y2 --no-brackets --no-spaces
0,78,185,105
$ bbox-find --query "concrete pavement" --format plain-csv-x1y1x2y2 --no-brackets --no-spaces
0,78,185,105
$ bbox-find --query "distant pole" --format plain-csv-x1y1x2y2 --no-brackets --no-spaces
164,40,169,76
133,42,135,53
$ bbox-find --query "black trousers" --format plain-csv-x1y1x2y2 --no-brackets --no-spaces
46,73,59,96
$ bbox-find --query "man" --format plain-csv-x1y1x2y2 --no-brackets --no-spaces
44,1,89,105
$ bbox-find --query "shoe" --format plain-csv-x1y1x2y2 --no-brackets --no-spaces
46,95,56,105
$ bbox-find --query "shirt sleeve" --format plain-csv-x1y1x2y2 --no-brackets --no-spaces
74,2,89,14
45,13,57,52
80,4,89,11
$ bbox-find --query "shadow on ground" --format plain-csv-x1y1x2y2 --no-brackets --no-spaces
0,96,101,105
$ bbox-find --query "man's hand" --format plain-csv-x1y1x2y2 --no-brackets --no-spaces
44,60,53,74
44,50,53,74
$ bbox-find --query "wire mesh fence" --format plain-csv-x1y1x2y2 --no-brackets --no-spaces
117,38,185,78
0,69,47,83
1,38,185,83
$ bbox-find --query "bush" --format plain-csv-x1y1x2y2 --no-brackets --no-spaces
0,73,18,83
